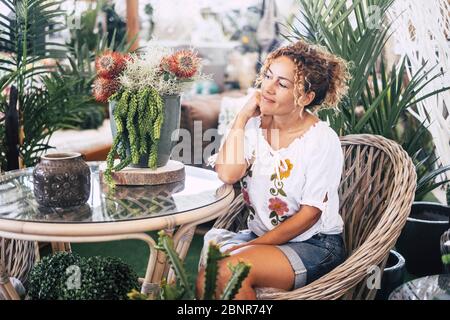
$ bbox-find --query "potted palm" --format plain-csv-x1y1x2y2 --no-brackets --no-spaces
286,0,450,290
92,45,205,187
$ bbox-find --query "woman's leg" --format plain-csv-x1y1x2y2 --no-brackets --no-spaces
196,244,294,300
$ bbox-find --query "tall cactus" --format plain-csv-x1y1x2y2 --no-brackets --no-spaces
155,230,195,300
129,231,251,300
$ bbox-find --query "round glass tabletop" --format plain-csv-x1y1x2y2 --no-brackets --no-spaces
0,163,231,224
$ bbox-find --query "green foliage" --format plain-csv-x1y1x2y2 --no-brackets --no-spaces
0,0,67,167
220,261,251,300
42,68,104,130
155,230,195,299
286,0,450,198
28,251,80,300
203,242,227,300
104,88,164,189
28,252,139,300
128,231,251,300
0,0,137,169
442,254,450,266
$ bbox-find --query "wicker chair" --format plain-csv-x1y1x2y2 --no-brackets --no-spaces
0,238,37,300
213,134,417,300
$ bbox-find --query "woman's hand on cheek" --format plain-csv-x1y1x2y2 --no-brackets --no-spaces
238,90,262,122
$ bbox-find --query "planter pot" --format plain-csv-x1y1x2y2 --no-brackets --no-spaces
109,95,181,168
441,229,450,274
33,152,91,208
376,250,406,300
396,202,450,277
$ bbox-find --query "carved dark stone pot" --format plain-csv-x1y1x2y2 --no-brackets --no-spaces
33,152,91,208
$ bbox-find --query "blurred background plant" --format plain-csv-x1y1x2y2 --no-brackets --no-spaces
0,0,135,170
284,0,450,200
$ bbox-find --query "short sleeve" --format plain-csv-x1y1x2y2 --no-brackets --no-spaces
207,116,259,168
299,129,343,212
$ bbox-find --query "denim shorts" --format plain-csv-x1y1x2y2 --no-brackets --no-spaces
224,230,347,290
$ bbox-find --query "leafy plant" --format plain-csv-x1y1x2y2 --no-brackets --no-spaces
0,0,137,170
285,0,450,198
27,251,80,300
0,0,67,168
128,230,251,300
28,252,139,300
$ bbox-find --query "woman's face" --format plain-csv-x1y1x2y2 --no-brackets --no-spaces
260,56,297,116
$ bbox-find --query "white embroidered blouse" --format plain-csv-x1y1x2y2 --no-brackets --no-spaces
209,115,344,242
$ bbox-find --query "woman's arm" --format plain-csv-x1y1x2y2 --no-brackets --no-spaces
249,205,322,245
225,205,322,253
215,92,261,184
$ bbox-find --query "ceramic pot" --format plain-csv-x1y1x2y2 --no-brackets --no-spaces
33,152,91,207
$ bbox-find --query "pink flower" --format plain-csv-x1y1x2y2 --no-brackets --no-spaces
268,197,289,216
242,188,251,205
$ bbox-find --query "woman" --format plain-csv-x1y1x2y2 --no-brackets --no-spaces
196,40,351,300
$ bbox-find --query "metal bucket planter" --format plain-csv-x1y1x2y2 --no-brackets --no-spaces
109,95,181,168
396,202,450,276
376,250,406,300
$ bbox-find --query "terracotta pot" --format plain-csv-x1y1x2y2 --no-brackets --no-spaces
33,152,91,208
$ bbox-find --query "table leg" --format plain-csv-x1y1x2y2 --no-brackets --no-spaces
0,263,20,300
51,242,71,253
150,228,175,284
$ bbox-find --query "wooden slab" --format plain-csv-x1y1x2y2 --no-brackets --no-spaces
99,160,185,186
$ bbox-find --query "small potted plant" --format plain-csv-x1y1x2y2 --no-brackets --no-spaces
93,44,205,187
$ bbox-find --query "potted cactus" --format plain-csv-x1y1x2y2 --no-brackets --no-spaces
93,44,206,188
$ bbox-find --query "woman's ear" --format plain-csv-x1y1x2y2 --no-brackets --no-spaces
303,91,315,106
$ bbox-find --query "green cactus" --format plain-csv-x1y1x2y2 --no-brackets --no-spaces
220,261,252,300
155,230,195,299
203,243,227,300
128,231,252,300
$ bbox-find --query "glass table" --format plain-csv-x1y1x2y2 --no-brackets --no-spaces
389,274,450,300
0,162,234,294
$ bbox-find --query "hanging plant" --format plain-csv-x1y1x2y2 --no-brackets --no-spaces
103,88,163,188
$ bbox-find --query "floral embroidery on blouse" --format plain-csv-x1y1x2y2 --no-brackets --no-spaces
278,159,294,180
269,158,294,198
240,166,256,220
268,197,289,226
267,158,293,225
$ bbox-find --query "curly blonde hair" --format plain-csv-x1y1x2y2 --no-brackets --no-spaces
255,40,351,112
